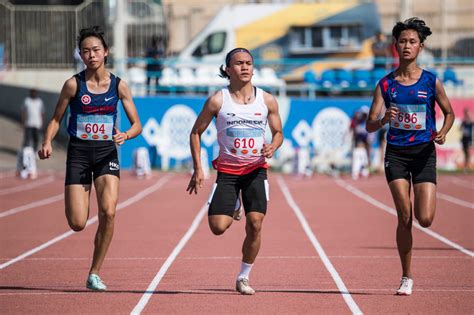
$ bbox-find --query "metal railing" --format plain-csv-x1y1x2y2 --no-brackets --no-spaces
0,0,165,69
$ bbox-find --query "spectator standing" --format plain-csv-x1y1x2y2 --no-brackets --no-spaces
372,32,390,70
21,89,44,150
460,108,473,171
145,35,164,95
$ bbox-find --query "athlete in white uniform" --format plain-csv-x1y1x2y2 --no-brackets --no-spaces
187,48,283,295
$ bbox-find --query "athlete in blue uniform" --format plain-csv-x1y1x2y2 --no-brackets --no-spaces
366,18,454,296
38,26,142,291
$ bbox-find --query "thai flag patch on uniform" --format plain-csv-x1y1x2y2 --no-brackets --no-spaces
418,91,427,98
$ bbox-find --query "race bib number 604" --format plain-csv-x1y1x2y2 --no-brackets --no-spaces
390,103,426,131
76,115,114,140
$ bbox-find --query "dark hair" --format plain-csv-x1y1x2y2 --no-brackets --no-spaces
218,47,253,79
392,17,432,43
77,26,109,63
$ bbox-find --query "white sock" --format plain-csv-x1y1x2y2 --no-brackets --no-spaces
237,262,253,280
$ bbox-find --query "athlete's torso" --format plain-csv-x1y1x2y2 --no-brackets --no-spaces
379,69,437,146
67,71,120,141
214,87,268,175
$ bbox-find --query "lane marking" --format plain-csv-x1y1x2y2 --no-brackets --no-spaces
130,202,208,315
0,175,173,270
0,176,55,195
0,194,63,218
448,177,473,189
334,178,474,257
437,192,473,209
277,176,363,315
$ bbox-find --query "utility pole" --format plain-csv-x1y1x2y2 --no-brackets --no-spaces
113,0,127,77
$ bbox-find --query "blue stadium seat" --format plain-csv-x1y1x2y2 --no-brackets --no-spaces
353,69,372,88
443,67,463,86
335,69,353,88
303,70,318,85
320,69,337,88
372,68,388,84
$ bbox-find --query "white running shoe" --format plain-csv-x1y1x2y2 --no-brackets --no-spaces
396,277,413,296
86,274,107,291
236,278,255,295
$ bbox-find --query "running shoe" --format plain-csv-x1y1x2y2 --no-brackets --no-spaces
236,278,255,295
233,197,242,221
396,277,413,296
86,274,107,291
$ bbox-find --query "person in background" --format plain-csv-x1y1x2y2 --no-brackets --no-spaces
372,31,390,70
145,35,165,95
460,107,472,171
22,89,45,151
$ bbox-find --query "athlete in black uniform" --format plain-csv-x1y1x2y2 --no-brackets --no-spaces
38,26,142,291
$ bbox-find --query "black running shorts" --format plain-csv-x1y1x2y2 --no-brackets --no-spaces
384,141,436,185
208,168,269,217
65,137,120,185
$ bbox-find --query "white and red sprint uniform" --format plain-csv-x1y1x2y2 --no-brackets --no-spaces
213,87,269,175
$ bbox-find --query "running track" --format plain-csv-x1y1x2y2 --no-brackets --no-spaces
0,171,473,314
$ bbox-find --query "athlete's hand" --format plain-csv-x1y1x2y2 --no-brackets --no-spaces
262,143,276,158
38,142,52,160
382,106,399,125
187,169,204,194
434,131,446,145
113,127,128,145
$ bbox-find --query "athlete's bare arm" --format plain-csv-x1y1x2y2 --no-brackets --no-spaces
366,85,398,133
262,92,283,158
38,77,76,159
434,78,455,145
187,91,222,194
113,80,142,145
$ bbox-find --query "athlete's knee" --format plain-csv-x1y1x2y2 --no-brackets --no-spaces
98,207,116,224
67,219,86,232
416,214,433,228
209,224,227,235
397,213,412,229
246,217,263,236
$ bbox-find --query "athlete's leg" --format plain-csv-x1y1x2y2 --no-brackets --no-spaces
242,212,265,264
89,174,119,275
413,182,436,227
388,178,413,278
65,184,92,231
208,215,233,235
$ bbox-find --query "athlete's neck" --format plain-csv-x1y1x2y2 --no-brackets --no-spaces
228,83,255,104
85,67,109,84
397,60,421,79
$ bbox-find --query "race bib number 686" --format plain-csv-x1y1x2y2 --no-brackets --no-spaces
390,103,426,131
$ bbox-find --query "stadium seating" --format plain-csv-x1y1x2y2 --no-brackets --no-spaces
443,67,463,86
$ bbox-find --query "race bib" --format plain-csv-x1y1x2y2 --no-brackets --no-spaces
76,115,114,140
226,128,264,156
390,103,426,131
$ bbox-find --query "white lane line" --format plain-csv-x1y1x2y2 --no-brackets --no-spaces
0,174,173,270
334,178,474,258
0,176,55,195
449,177,473,189
130,201,208,315
437,192,473,209
0,194,63,218
277,176,363,315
